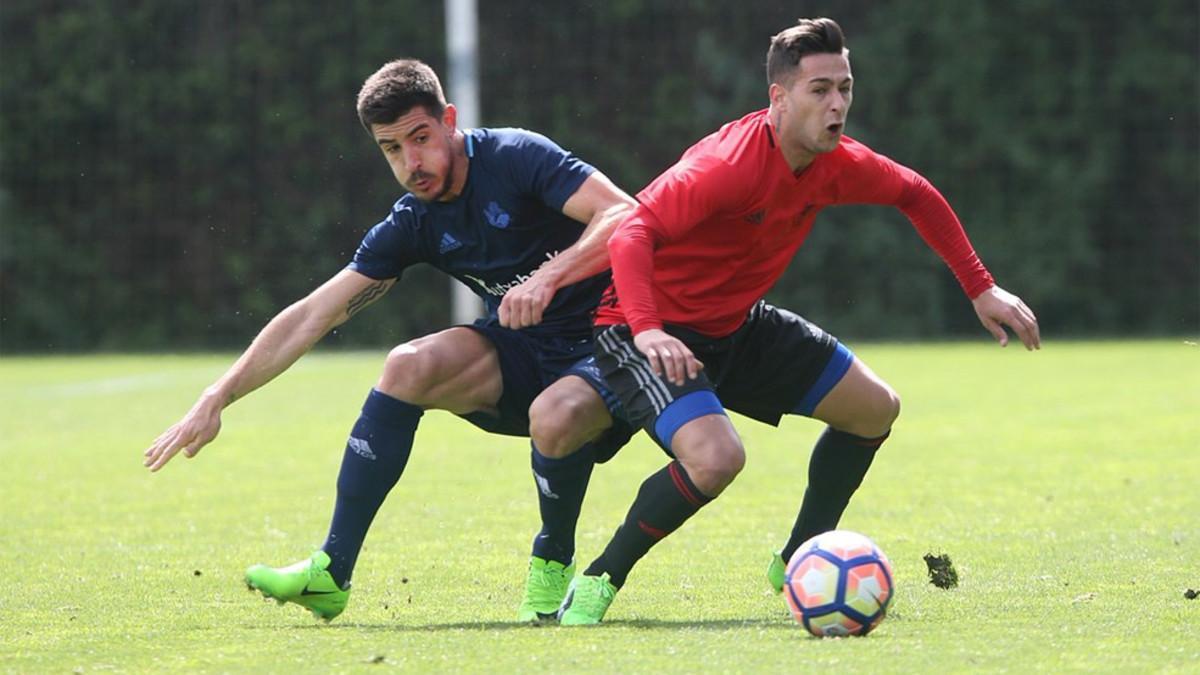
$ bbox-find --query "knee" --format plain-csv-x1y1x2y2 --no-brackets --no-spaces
683,439,746,497
879,386,901,429
850,385,900,438
529,390,606,459
376,342,437,403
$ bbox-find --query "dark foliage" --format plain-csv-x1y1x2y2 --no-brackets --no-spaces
2,1,1196,351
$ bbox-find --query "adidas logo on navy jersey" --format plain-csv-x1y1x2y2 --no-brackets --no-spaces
439,232,463,253
485,201,511,229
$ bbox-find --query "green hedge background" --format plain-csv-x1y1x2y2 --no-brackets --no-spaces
2,1,1196,351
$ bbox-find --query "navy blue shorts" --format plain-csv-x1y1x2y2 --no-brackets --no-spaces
458,319,634,463
594,302,852,451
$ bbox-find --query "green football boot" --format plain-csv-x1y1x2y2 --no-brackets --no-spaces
244,550,350,621
557,573,618,626
767,551,787,593
517,556,576,622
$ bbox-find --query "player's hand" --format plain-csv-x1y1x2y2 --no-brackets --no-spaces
972,285,1041,350
498,275,556,329
633,329,703,386
143,393,224,472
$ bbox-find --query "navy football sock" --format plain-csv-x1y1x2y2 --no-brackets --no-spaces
529,442,596,565
584,461,712,588
322,389,422,588
780,427,888,562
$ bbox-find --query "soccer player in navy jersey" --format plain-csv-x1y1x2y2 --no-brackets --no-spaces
142,59,637,621
546,18,1041,624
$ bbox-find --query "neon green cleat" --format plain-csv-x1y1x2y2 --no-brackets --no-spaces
517,556,575,622
557,573,618,626
244,550,350,621
767,551,787,593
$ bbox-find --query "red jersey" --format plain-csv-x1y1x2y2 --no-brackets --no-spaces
596,109,995,337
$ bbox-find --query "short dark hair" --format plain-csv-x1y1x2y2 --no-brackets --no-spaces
356,59,447,130
766,18,846,86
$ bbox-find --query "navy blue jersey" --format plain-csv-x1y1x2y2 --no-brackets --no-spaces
349,128,608,339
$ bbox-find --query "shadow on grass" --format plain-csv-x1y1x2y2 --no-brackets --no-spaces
282,617,789,632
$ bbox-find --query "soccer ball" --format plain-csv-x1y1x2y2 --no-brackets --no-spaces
783,530,894,637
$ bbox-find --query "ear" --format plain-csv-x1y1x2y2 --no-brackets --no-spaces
441,104,458,131
768,82,788,111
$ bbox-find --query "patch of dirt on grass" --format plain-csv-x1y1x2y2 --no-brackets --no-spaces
923,553,959,589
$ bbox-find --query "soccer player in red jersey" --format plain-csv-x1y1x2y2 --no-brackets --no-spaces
549,18,1040,624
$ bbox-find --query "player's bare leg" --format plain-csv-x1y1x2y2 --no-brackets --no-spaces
375,326,503,414
810,358,899,439
528,375,613,459
768,356,900,591
668,413,746,495
247,327,503,620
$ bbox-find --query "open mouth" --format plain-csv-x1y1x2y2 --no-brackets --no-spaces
826,123,844,134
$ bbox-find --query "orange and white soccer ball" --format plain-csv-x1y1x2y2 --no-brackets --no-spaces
784,530,894,637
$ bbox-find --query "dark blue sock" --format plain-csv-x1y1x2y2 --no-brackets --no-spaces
529,442,595,565
322,389,422,588
781,426,888,562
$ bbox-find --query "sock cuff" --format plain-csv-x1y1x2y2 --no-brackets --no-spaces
668,461,713,507
363,389,423,427
531,442,596,472
827,427,891,449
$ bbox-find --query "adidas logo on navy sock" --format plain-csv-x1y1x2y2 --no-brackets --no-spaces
347,437,377,460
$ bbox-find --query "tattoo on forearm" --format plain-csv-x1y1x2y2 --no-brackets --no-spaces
347,280,392,318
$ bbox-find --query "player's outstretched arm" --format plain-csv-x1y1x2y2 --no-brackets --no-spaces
498,171,635,329
142,269,396,471
972,285,1040,350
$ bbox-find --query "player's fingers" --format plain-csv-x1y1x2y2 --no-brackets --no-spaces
1000,306,1037,351
1008,313,1037,351
1018,302,1041,349
675,346,695,384
144,430,177,465
151,423,205,470
182,430,214,458
521,297,537,329
980,315,1008,347
148,441,185,472
497,298,512,328
662,348,684,386
667,345,687,384
686,353,702,380
643,348,663,377
530,290,549,327
145,425,177,457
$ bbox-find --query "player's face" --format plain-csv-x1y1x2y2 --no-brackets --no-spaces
771,52,853,167
372,105,460,201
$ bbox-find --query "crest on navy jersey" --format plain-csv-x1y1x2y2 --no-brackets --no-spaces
484,201,511,229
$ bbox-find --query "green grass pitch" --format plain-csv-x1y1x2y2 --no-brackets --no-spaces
2,341,1197,672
